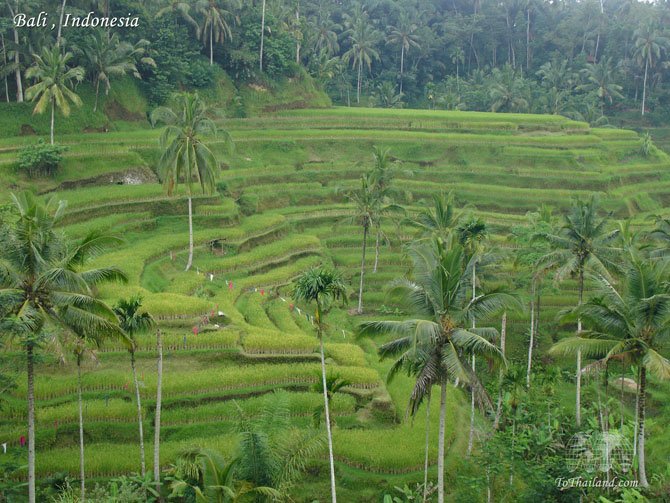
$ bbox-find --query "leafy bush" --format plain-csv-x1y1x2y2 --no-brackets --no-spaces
185,59,217,89
17,141,67,178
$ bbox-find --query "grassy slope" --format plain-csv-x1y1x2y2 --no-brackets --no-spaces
1,107,669,500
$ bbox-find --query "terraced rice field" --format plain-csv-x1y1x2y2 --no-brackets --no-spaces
1,107,668,498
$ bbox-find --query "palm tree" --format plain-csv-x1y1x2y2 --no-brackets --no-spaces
196,0,239,66
71,325,129,502
0,192,127,503
79,31,154,112
386,18,421,94
310,16,341,57
157,0,200,32
346,173,378,314
489,66,529,113
359,237,511,503
535,195,619,427
151,93,231,271
292,266,347,503
633,22,669,116
168,448,280,502
154,327,164,493
259,0,267,71
343,21,381,103
550,253,670,487
312,374,350,427
114,296,156,478
24,46,84,145
3,0,23,102
369,146,405,273
235,392,326,498
456,215,488,457
578,57,624,116
405,192,461,242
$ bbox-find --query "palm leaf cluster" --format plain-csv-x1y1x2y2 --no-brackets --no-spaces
0,192,127,502
361,237,511,416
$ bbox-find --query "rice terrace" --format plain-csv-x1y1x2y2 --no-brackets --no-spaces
2,1,670,502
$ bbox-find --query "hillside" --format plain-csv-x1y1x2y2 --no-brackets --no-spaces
1,108,669,501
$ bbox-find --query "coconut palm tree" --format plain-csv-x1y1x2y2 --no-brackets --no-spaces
24,45,84,144
346,172,378,314
151,93,232,272
456,215,489,456
113,296,156,478
156,0,200,32
259,0,267,71
79,31,155,112
550,252,670,487
292,266,347,503
359,237,512,503
633,22,669,116
196,0,239,66
0,192,127,503
71,325,129,502
386,17,421,94
578,57,624,116
405,192,462,242
368,146,406,273
535,195,619,427
343,20,381,103
3,0,23,102
154,327,164,493
309,16,341,57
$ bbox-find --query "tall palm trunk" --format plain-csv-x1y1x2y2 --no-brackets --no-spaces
27,344,35,503
373,227,380,273
493,312,506,430
210,24,214,66
356,60,362,104
641,59,648,117
153,329,163,492
576,270,584,427
318,325,337,503
93,79,100,113
185,196,194,272
633,366,640,466
437,381,447,503
526,279,535,388
12,26,23,102
399,45,404,95
637,366,648,487
130,350,146,477
295,4,301,63
525,8,530,71
357,223,368,314
467,352,475,456
57,0,67,46
259,0,266,71
77,354,86,502
50,98,55,145
1,34,9,103
467,263,476,456
423,392,431,503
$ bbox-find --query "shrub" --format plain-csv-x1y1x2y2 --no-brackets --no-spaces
17,141,67,178
185,59,216,89
237,192,259,216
